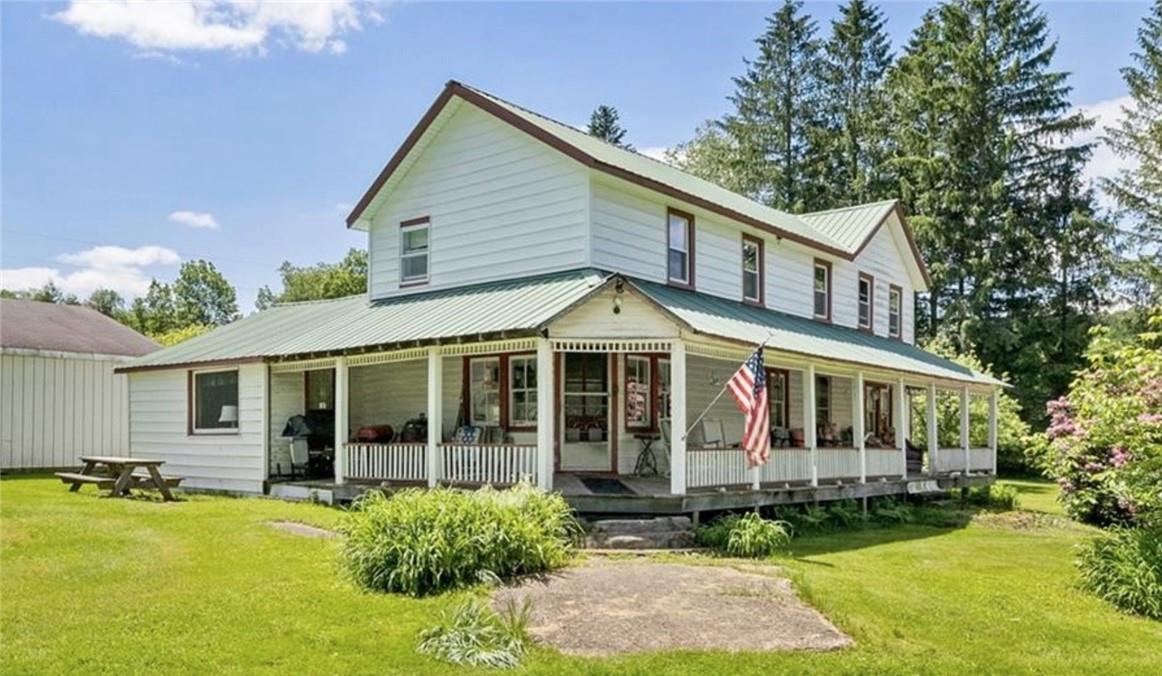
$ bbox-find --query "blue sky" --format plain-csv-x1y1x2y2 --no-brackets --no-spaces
1,1,1150,309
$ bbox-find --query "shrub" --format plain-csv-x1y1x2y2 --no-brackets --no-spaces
696,513,792,558
417,598,532,668
827,499,866,529
871,497,915,524
966,484,1020,510
1076,527,1162,620
339,483,577,596
1029,314,1162,527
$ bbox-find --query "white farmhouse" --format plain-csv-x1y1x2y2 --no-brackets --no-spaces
1,299,158,471
117,82,1002,511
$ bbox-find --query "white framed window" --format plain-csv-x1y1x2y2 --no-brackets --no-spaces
858,273,874,330
657,358,672,420
509,356,538,428
889,286,902,338
190,368,239,434
667,209,693,286
768,369,788,429
469,357,500,426
625,355,651,429
400,216,430,285
742,235,763,304
815,375,831,425
813,259,831,320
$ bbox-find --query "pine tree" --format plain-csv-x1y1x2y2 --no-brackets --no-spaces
586,105,632,148
1102,0,1162,307
719,0,828,211
819,0,893,205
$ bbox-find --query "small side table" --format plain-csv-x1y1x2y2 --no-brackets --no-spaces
633,432,662,476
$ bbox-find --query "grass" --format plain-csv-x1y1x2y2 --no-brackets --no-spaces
998,477,1065,515
3,476,1160,674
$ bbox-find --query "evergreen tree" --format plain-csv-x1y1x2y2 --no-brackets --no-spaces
586,105,632,148
719,0,829,211
1102,0,1162,307
819,0,893,205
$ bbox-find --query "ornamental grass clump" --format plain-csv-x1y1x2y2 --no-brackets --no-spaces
339,482,577,597
696,512,792,558
417,598,533,668
1076,526,1162,620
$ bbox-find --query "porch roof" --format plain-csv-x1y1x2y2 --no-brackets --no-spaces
118,269,608,371
630,279,1003,387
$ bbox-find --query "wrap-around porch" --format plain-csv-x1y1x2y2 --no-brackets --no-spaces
264,335,998,510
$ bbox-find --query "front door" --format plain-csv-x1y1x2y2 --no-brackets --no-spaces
559,353,612,471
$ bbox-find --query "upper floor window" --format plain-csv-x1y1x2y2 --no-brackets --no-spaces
889,285,902,338
667,208,694,288
813,259,831,321
858,273,874,331
742,235,763,305
509,356,538,428
400,216,430,285
191,369,239,435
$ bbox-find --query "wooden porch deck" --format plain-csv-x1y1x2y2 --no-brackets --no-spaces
267,471,995,515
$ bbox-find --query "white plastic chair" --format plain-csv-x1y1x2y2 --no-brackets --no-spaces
701,418,726,448
289,439,309,478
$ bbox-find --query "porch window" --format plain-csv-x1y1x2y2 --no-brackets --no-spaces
509,356,537,428
768,369,788,429
469,357,500,426
742,235,763,305
864,382,893,440
191,369,239,434
657,358,672,420
400,216,430,285
563,353,609,443
858,273,874,331
667,208,694,287
815,375,831,425
813,259,831,320
625,356,651,429
889,285,902,338
305,369,334,411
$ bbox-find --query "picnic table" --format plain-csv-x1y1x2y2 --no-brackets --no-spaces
55,456,182,501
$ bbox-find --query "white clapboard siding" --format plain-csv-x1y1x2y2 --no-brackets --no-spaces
368,103,589,299
829,223,916,343
0,350,132,470
349,359,428,432
127,363,266,493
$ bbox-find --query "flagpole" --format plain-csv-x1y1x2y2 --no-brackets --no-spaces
681,331,775,441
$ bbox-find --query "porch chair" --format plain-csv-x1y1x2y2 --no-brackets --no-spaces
700,418,726,449
288,439,309,479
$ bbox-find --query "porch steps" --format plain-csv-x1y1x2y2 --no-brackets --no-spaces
583,516,697,550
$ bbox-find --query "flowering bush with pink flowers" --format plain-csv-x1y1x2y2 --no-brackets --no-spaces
1028,313,1162,527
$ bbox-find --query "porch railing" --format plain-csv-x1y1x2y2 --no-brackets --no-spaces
935,448,968,474
440,444,537,486
760,448,812,484
687,448,749,488
345,443,427,482
969,447,993,472
816,447,861,480
865,448,904,477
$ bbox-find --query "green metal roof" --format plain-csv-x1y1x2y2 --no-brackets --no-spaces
630,278,1001,387
121,270,608,370
798,200,899,253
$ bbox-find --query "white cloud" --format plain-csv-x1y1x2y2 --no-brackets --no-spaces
132,49,184,65
169,210,219,229
1073,96,1140,206
638,146,672,162
1,245,181,298
51,1,378,56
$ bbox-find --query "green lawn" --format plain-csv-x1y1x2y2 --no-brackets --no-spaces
2,476,1159,675
999,476,1066,515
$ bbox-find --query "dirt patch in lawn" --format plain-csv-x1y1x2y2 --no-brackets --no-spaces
491,559,850,656
266,521,337,539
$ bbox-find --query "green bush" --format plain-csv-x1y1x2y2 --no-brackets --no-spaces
1076,527,1162,620
871,497,915,524
827,499,866,528
696,512,792,558
417,598,532,668
339,483,577,596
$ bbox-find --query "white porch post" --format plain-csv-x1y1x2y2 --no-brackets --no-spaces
426,346,442,488
334,357,348,485
988,389,999,475
927,382,938,476
535,338,554,491
669,340,688,496
960,386,970,474
897,378,908,478
854,371,866,483
805,364,818,487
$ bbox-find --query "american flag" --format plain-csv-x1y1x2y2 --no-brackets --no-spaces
726,347,770,468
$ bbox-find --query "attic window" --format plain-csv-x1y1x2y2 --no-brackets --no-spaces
667,208,694,288
400,216,430,285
